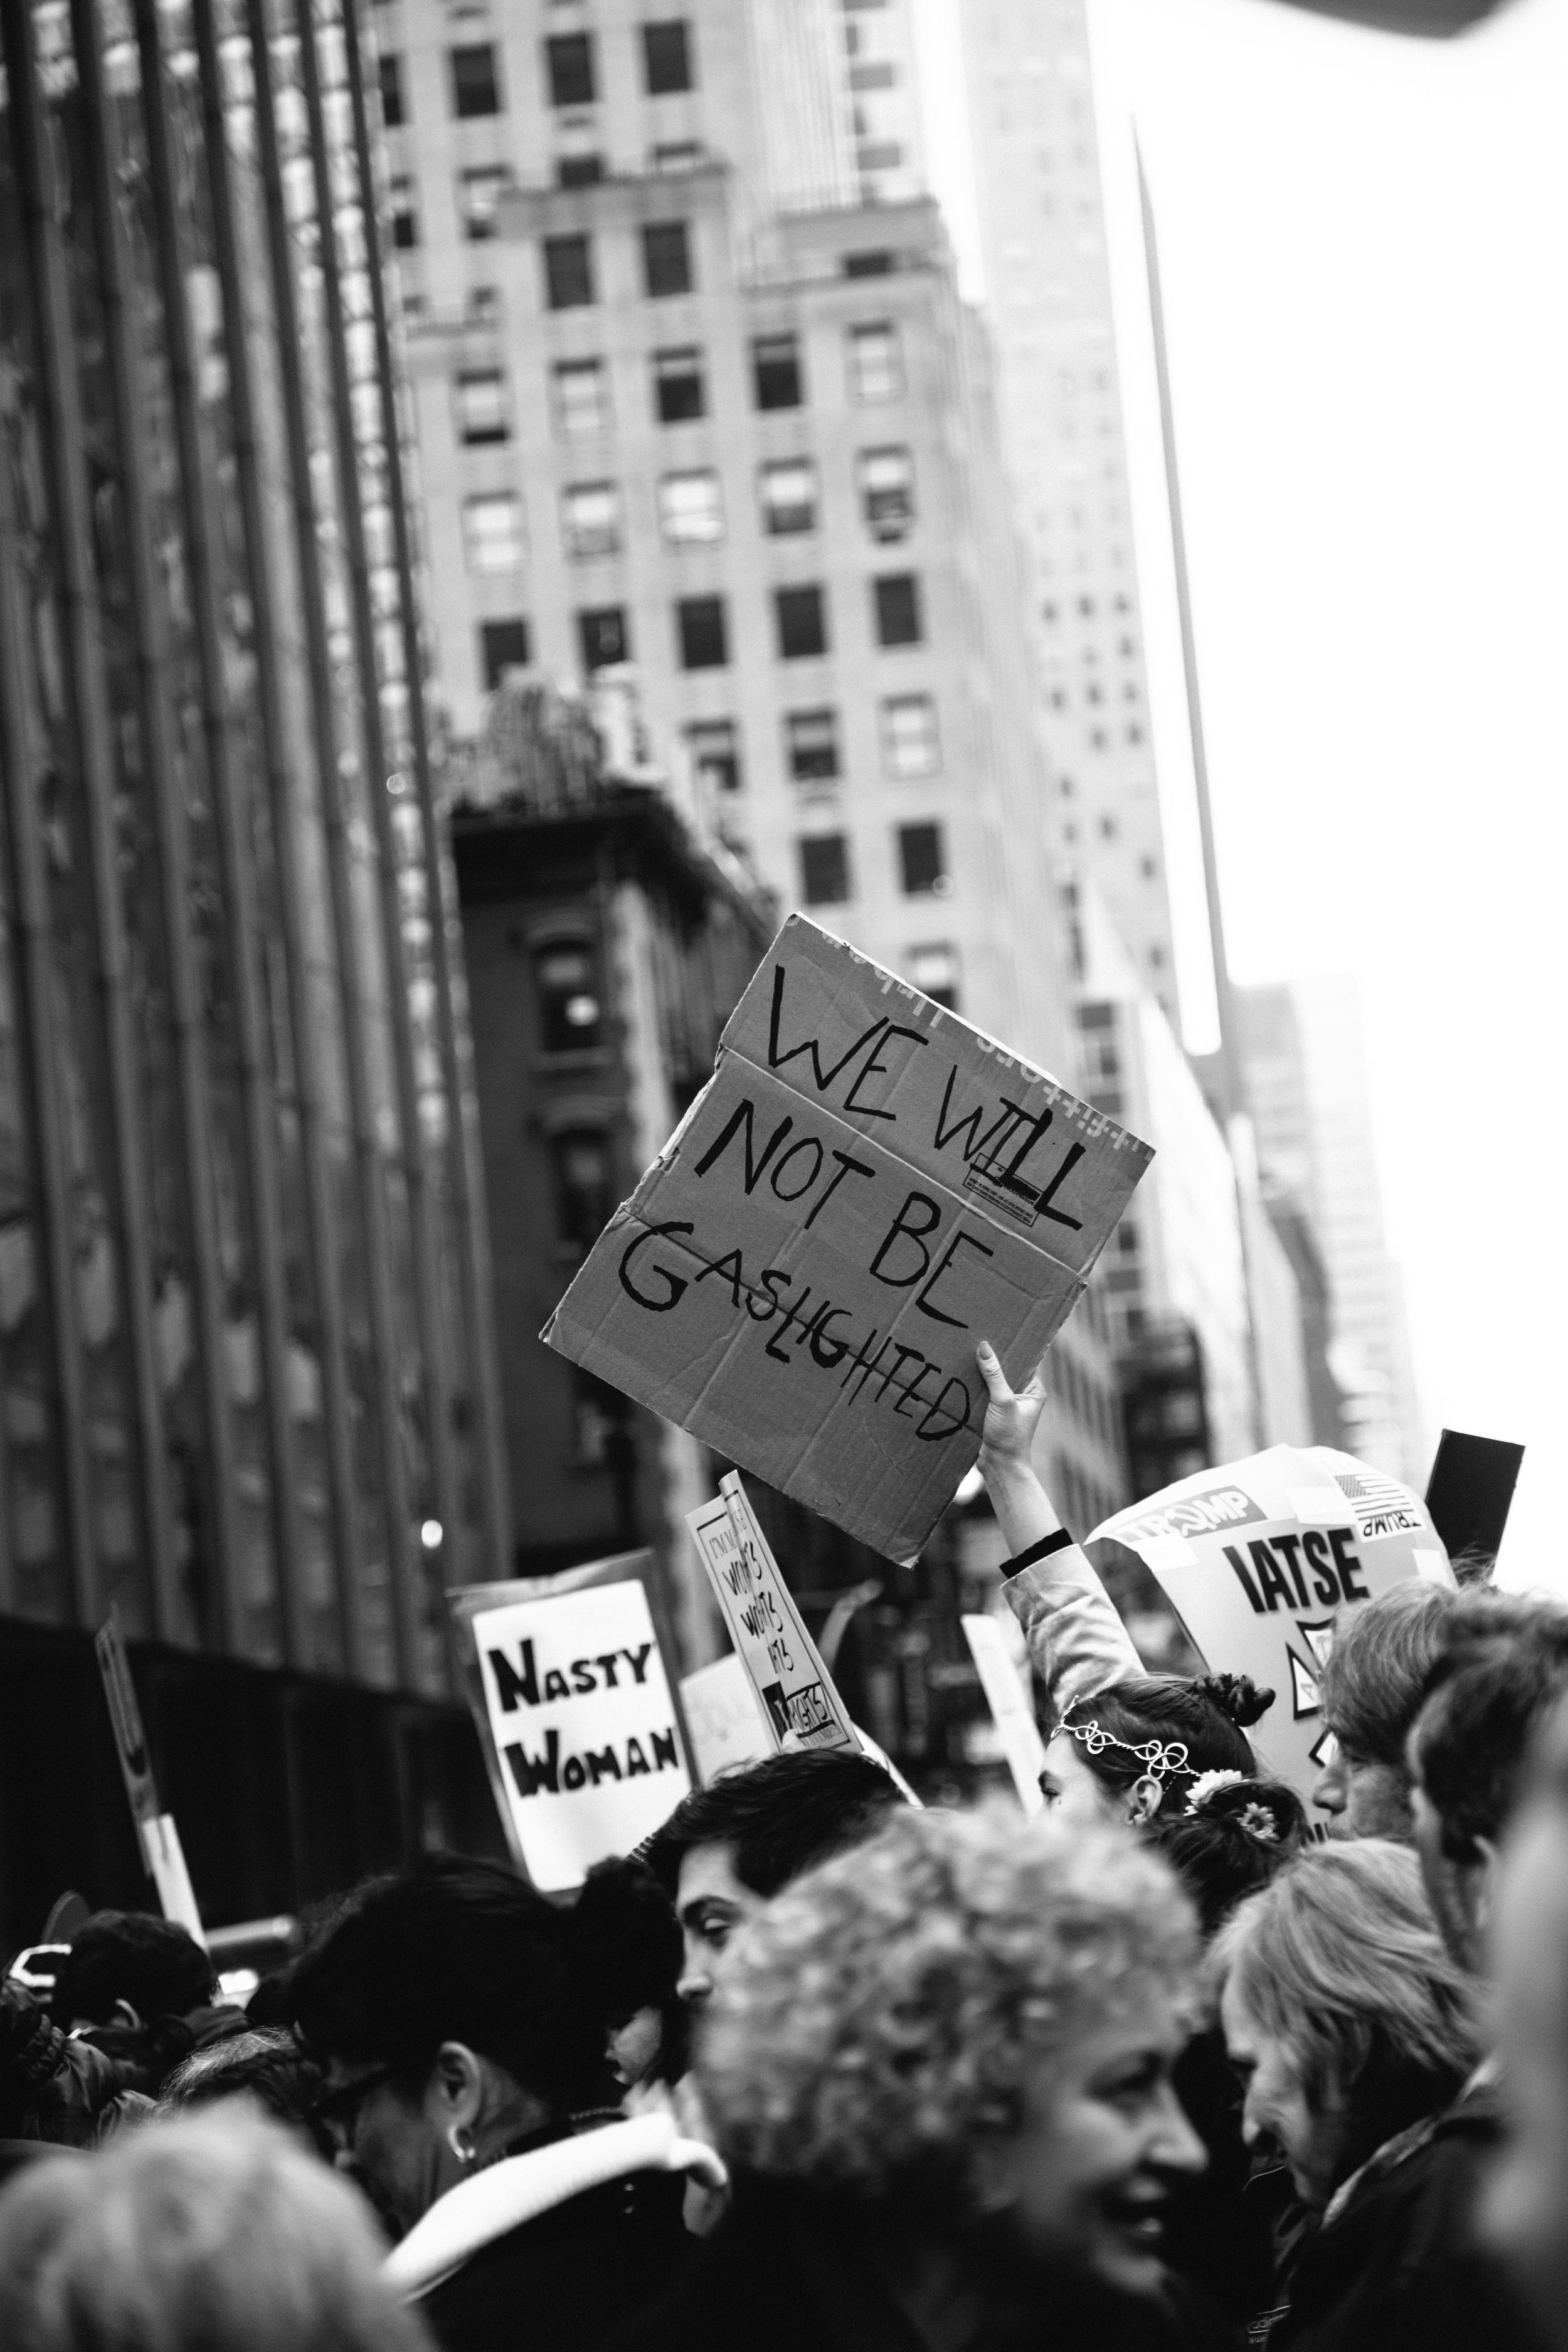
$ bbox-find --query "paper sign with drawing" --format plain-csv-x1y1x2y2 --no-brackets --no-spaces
1087,1446,1454,1800
546,916,1152,1562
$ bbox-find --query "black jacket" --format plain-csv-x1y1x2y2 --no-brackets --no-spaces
606,2176,1230,2352
1271,2077,1544,2352
390,2115,697,2352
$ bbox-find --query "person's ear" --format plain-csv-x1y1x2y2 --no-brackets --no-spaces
428,2041,486,2134
1473,1834,1503,1934
1126,1775,1163,1828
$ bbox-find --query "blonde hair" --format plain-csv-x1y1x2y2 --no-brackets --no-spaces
0,2106,434,2352
1214,1841,1480,2127
697,1803,1197,2210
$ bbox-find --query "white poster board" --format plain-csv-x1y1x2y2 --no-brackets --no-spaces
679,1653,773,1784
961,1614,1047,1816
471,1579,692,1892
687,1475,859,1753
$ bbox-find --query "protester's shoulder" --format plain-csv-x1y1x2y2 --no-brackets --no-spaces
417,2166,690,2352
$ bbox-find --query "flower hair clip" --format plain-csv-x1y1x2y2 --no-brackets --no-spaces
1062,1715,1190,1783
1185,1769,1244,1814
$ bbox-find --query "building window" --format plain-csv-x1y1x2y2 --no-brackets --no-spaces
545,31,596,106
881,694,938,778
659,469,723,544
799,834,850,906
848,321,901,402
687,719,740,794
759,458,817,536
450,44,502,118
578,607,628,671
909,945,959,1011
544,233,595,309
553,358,609,438
642,220,692,298
562,481,621,558
460,165,511,240
844,248,893,278
874,572,921,647
753,332,803,410
652,141,701,172
775,585,827,660
786,708,839,783
390,176,418,248
378,53,404,127
454,368,508,445
857,445,913,541
557,154,605,188
642,19,693,93
553,1128,614,1251
462,492,524,575
480,617,530,691
652,346,704,422
535,942,602,1054
677,595,727,670
898,821,946,896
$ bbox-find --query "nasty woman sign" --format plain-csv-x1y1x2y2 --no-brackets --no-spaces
458,1576,692,1890
545,918,1152,1562
1087,1446,1455,1801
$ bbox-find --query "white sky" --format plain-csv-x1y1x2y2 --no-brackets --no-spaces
916,0,1568,1591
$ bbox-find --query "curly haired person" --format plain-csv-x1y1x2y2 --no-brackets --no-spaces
612,1804,1222,2351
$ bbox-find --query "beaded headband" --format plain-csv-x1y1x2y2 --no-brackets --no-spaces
1061,1713,1190,1783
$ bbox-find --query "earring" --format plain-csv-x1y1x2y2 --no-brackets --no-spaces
447,2124,476,2165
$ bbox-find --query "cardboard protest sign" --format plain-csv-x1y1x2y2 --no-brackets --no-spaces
680,1653,773,1784
546,916,1152,1562
961,1614,1047,1816
1087,1447,1454,1801
688,1475,859,1752
454,1569,692,1891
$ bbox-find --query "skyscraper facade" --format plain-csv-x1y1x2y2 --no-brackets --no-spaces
1239,978,1424,1481
0,0,505,1693
958,0,1180,1033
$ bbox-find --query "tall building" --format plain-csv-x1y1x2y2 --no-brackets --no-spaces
1238,978,1424,1481
957,0,1180,1032
0,0,512,1937
453,682,772,1658
835,0,928,204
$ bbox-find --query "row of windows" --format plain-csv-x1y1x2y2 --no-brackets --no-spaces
684,697,940,791
448,341,903,458
463,551,924,669
797,824,952,909
379,23,694,132
455,447,914,561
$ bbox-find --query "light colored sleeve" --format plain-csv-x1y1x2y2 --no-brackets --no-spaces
1003,1543,1144,1724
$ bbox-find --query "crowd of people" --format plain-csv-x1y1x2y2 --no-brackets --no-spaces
0,1343,1564,2352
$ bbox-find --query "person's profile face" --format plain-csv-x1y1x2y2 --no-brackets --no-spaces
1311,1729,1414,1843
1220,1973,1347,2210
1037,1730,1130,1830
990,1995,1204,2294
314,2063,431,2242
1480,1801,1568,2348
674,1843,762,2007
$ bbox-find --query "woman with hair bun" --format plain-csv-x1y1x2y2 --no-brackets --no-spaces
973,1342,1276,1834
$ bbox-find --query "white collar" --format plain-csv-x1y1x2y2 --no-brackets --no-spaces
384,2112,726,2300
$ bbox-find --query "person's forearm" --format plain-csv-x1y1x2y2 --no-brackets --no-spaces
978,1453,1068,1557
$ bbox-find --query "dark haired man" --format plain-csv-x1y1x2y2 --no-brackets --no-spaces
1409,1592,1568,1973
642,1749,906,2008
1313,1580,1456,1839
51,1910,215,2035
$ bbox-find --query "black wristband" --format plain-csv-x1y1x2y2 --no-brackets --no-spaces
1004,1526,1076,1573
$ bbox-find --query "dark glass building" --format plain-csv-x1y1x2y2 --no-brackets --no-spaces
0,0,510,1937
